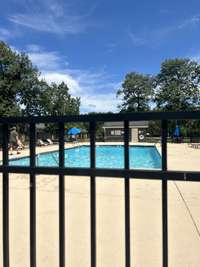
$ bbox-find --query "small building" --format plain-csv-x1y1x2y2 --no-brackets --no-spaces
102,121,149,142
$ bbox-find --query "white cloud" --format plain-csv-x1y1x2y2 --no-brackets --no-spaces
177,15,200,30
128,31,144,46
26,46,121,113
128,14,200,46
26,45,68,70
41,72,81,95
8,1,96,35
41,70,121,113
81,93,120,113
9,13,88,35
48,2,64,18
28,51,68,70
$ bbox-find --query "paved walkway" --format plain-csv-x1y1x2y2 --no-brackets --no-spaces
0,143,200,266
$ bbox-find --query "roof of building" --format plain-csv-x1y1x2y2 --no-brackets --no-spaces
103,121,149,128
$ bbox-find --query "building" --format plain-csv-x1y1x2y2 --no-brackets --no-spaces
102,121,149,142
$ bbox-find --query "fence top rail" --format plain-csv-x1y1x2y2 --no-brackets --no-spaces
0,110,199,124
0,165,200,181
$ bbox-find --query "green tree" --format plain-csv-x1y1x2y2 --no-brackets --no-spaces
155,58,200,111
0,41,40,116
0,42,81,117
117,72,154,112
39,82,81,136
39,82,80,116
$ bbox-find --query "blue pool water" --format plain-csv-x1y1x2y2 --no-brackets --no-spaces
9,145,161,169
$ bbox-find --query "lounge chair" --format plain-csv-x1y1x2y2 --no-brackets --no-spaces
37,139,48,146
46,138,53,145
188,143,200,149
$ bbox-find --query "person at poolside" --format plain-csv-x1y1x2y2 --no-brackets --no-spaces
9,126,22,155
16,138,24,151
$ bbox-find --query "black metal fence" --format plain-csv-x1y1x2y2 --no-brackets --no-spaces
0,111,200,267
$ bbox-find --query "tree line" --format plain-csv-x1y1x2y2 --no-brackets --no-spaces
0,41,200,139
117,59,200,112
0,41,80,117
117,58,200,138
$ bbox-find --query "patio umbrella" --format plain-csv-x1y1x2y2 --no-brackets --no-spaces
174,125,180,137
68,127,81,135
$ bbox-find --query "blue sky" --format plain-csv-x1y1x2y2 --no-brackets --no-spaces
1,0,200,113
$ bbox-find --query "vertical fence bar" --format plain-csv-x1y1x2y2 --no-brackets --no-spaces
124,120,130,267
30,123,36,267
2,123,9,267
161,120,168,267
90,121,96,267
59,122,65,267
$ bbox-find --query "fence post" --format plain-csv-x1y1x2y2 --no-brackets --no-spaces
59,122,65,267
2,123,9,267
90,121,96,267
30,123,36,267
124,120,130,267
162,120,168,267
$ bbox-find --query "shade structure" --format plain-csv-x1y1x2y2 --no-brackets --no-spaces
174,125,180,137
67,127,81,135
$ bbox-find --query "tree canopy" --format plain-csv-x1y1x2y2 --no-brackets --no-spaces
118,59,200,113
39,82,80,116
155,59,200,111
0,42,39,116
117,72,153,112
0,41,80,117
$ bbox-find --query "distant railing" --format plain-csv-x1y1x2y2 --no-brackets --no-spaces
0,111,200,267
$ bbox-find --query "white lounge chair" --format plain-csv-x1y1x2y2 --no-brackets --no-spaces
37,139,48,146
46,138,53,145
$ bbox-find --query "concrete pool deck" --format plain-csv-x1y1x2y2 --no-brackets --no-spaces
0,142,200,266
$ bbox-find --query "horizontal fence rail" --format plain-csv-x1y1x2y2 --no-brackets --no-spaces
0,166,199,181
0,111,200,267
0,110,200,124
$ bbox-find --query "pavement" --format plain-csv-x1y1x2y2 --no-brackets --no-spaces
0,142,200,266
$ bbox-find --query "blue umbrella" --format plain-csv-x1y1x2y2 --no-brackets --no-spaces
174,125,180,137
68,127,81,135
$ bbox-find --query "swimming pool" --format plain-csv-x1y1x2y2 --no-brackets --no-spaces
9,145,161,169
